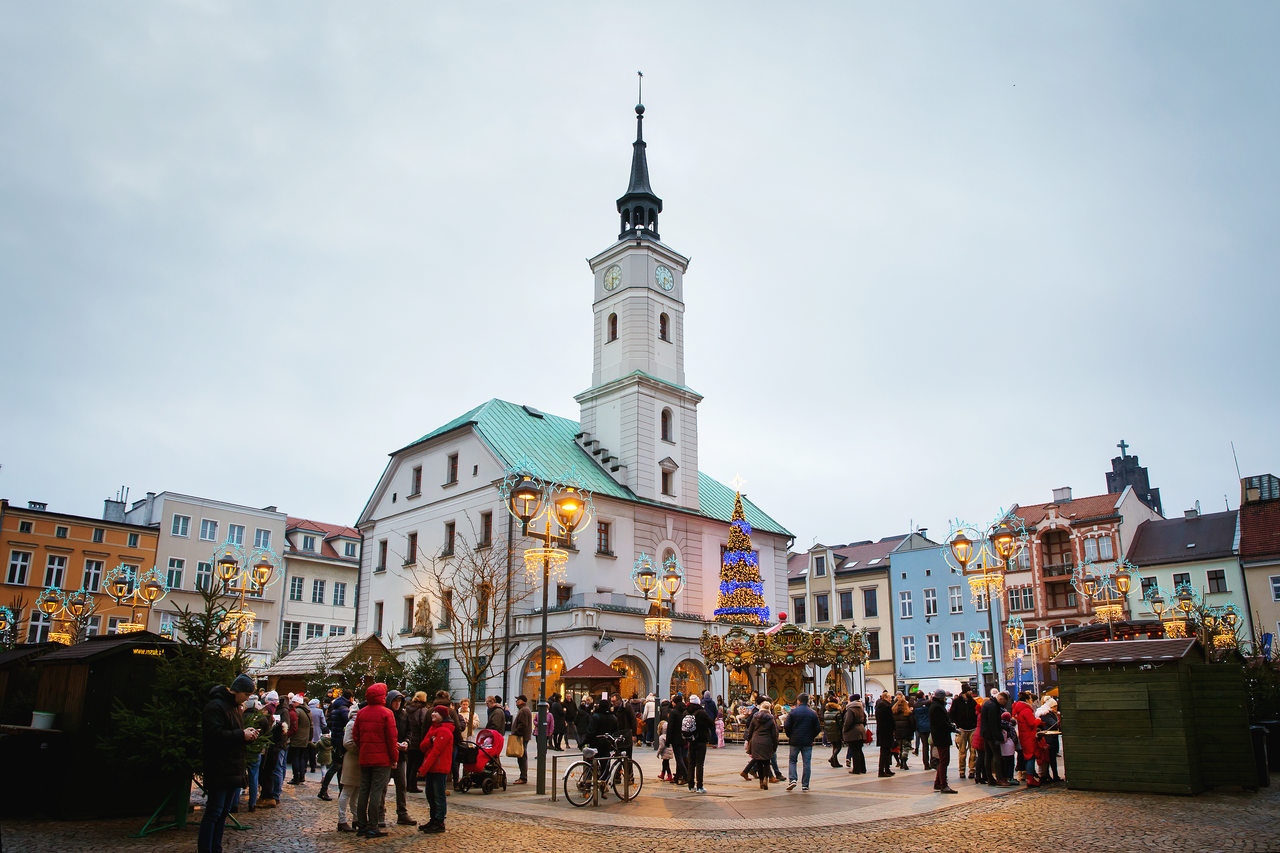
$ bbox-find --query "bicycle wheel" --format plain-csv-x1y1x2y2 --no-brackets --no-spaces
610,758,643,801
563,761,596,807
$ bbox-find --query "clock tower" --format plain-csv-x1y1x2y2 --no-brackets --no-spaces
575,102,701,510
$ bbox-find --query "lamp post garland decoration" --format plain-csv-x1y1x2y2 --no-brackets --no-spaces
34,587,93,645
0,606,15,646
713,492,770,625
632,552,683,701
102,562,168,634
1072,558,1136,640
211,538,280,657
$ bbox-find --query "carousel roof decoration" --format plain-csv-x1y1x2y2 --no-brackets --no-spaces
700,621,869,669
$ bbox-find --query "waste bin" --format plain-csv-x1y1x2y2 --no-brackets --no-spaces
1250,725,1269,787
1261,721,1280,772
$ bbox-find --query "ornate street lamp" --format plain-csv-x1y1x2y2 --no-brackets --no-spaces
499,464,593,796
1073,559,1136,640
102,563,169,634
208,539,279,656
944,513,1027,692
633,552,683,702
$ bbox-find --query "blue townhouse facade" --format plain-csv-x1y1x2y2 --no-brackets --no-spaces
888,538,1005,694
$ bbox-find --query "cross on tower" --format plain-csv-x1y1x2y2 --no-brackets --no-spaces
1117,439,1129,457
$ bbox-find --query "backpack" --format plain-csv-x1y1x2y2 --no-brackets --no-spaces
681,712,697,734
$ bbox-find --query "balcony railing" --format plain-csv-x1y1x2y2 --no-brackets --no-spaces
1042,561,1074,578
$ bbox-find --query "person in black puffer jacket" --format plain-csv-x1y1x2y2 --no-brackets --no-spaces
874,691,896,777
200,675,257,853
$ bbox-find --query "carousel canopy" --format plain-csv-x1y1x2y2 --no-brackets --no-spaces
700,623,869,668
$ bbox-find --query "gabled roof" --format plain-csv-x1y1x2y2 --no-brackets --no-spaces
1012,492,1123,527
259,633,389,677
1240,498,1280,562
787,535,909,580
388,398,791,538
560,654,622,681
36,631,176,663
286,517,361,563
1127,511,1238,567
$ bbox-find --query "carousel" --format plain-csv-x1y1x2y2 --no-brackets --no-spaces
700,620,870,706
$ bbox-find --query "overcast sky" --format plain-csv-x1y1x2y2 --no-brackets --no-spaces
1,2,1277,550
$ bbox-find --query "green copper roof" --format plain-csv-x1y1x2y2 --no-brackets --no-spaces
400,398,792,538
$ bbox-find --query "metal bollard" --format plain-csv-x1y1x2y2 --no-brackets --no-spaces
550,755,559,802
591,756,600,806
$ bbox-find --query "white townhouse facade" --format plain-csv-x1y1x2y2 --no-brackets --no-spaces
279,518,362,650
355,101,794,704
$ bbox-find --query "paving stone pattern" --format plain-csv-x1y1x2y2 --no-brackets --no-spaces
5,749,1278,853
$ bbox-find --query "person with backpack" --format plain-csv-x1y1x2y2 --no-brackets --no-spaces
823,694,844,768
683,694,713,793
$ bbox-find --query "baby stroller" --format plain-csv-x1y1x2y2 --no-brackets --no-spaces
455,728,507,794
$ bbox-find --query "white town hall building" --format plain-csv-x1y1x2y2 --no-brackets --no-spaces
354,101,792,706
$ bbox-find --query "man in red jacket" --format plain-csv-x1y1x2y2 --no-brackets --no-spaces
352,683,399,838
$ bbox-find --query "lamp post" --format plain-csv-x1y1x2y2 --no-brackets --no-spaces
102,562,168,634
1072,560,1134,640
213,543,278,656
0,606,14,647
633,552,683,702
34,588,88,645
501,469,592,796
947,517,1024,693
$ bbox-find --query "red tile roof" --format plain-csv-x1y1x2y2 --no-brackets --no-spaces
286,516,361,562
1240,499,1280,561
1012,492,1122,527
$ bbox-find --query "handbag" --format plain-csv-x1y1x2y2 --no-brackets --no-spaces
506,736,524,758
864,728,873,745
930,746,940,760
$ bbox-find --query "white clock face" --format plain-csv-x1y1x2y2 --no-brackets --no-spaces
603,265,622,291
655,265,674,291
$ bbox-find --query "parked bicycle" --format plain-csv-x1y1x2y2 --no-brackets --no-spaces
562,733,643,806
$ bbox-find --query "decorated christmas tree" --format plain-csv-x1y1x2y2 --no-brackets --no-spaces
713,492,771,624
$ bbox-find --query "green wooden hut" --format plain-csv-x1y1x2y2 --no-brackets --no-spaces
1055,638,1256,794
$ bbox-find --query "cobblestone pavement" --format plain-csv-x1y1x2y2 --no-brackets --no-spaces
5,760,1279,853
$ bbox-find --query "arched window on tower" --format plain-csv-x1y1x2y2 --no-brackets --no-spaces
607,313,618,342
659,313,670,342
661,408,673,442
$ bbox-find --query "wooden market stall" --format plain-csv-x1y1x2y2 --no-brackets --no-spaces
1055,638,1256,794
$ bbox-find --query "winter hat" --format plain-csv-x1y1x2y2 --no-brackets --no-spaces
265,691,280,704
1001,711,1012,720
230,674,255,694
413,691,428,704
309,698,320,708
688,694,701,705
243,695,259,709
292,694,305,705
934,689,947,700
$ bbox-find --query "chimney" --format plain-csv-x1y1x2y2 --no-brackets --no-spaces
1184,508,1199,519
27,501,47,511
103,498,125,523
917,528,927,539
1051,487,1073,503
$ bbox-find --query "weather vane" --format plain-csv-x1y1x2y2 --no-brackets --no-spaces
637,70,643,105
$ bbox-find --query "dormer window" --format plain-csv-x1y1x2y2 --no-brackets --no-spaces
607,313,618,342
302,535,316,551
814,555,826,577
659,313,670,342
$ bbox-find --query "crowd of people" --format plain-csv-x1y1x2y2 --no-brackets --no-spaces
201,677,1063,852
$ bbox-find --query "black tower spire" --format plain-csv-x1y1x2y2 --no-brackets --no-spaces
616,101,663,240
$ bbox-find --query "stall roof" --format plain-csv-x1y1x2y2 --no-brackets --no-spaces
0,642,61,669
259,633,389,677
1053,638,1201,665
560,655,621,681
35,631,176,663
